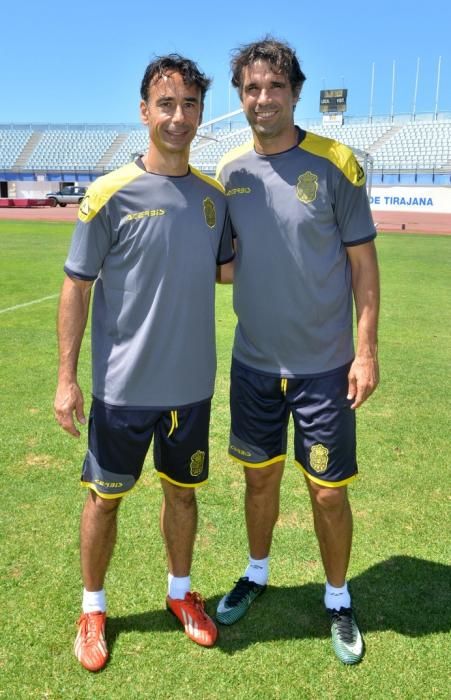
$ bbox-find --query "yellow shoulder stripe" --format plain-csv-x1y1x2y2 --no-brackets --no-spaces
300,132,366,187
215,140,254,180
190,165,225,193
78,162,144,223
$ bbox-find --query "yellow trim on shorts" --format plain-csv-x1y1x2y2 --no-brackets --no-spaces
294,461,357,488
167,410,179,437
157,472,207,488
229,454,287,468
81,481,133,499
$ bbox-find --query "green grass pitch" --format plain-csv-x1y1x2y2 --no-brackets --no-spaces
1,220,450,698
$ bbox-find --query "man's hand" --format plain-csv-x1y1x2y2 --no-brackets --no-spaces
54,380,86,437
347,355,379,409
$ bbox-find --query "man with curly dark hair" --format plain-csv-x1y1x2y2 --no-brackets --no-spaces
216,37,379,665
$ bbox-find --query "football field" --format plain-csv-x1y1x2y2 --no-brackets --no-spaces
1,220,450,699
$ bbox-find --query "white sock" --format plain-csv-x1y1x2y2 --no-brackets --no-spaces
168,574,191,600
82,588,106,614
324,581,351,611
244,555,269,586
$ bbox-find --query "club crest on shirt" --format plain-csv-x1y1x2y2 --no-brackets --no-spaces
296,171,318,204
310,443,329,474
190,450,205,477
203,197,216,228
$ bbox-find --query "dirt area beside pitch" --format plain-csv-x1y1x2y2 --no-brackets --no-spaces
1,204,450,234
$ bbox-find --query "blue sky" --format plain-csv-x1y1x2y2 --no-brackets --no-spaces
2,0,451,125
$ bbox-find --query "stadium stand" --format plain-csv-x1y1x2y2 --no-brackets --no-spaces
26,127,119,170
0,126,33,168
371,121,451,170
309,122,393,151
1,114,451,186
189,116,451,183
190,127,253,170
108,128,148,169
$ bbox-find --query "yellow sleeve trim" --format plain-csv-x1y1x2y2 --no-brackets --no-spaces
300,132,366,187
294,461,358,488
229,454,287,468
215,140,254,180
157,472,208,488
190,165,225,193
78,161,144,223
81,481,132,499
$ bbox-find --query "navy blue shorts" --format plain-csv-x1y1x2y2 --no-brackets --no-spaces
229,359,357,487
81,397,211,498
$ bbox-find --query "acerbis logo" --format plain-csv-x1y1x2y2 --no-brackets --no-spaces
356,162,365,183
225,187,251,197
79,195,90,217
229,444,252,457
94,479,123,488
126,209,165,221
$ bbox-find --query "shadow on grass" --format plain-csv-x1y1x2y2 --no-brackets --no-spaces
106,555,450,655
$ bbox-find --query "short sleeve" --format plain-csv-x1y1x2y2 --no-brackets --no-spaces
333,153,376,246
64,207,112,280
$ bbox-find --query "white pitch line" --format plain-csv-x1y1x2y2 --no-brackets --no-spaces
0,294,59,315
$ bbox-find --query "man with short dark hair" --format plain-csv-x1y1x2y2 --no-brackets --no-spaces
54,54,233,670
215,38,379,665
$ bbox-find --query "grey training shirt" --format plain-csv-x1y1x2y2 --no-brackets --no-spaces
217,128,376,377
65,159,234,407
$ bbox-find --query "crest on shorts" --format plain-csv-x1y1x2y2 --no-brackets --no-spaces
203,197,216,228
296,171,318,204
190,450,205,477
310,443,329,474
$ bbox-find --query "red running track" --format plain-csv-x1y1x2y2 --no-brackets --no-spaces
0,204,450,234
373,211,451,235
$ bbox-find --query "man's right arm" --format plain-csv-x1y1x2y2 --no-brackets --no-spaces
54,275,94,437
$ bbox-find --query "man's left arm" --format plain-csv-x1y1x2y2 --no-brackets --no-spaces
346,240,380,409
